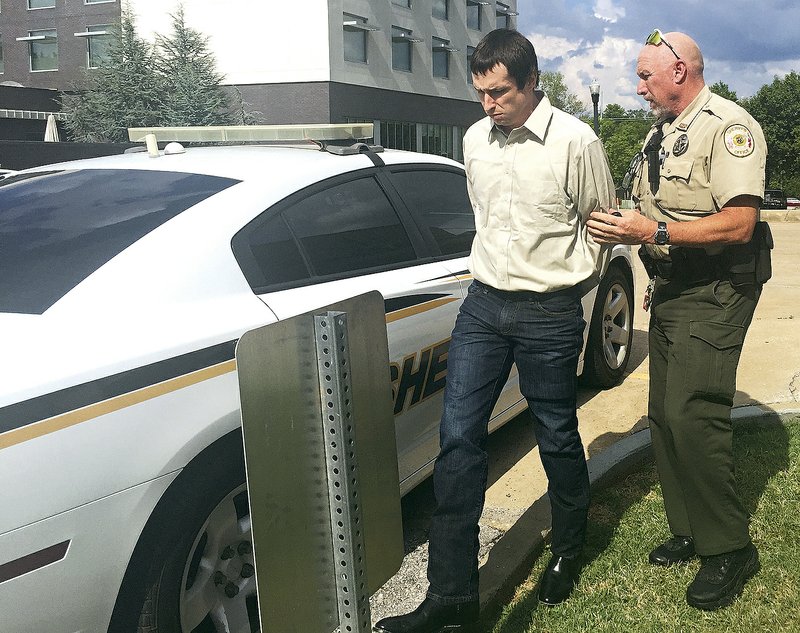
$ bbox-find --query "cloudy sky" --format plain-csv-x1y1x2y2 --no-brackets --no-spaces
516,0,800,112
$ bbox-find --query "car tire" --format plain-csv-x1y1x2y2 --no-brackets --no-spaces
581,263,634,388
110,432,259,633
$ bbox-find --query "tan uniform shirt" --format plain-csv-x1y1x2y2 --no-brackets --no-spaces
633,86,767,258
464,93,614,293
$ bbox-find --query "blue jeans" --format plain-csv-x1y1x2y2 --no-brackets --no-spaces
426,280,589,604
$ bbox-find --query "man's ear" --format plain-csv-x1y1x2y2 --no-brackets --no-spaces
527,72,538,91
673,60,688,84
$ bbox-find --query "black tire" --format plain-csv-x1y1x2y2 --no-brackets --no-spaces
109,432,260,633
581,263,634,388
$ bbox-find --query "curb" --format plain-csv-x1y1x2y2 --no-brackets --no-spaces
761,209,800,222
477,405,799,620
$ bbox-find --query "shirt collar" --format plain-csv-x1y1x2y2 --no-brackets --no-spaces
488,91,553,143
670,85,712,133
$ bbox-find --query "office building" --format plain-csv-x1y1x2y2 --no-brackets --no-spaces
0,1,519,157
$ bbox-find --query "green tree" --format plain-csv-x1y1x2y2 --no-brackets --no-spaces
596,105,652,193
156,5,232,126
744,71,800,194
709,81,738,102
539,71,586,115
62,9,163,142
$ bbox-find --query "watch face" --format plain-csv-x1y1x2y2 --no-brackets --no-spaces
655,223,668,245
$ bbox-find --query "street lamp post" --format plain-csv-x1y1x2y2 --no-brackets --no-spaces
589,79,600,136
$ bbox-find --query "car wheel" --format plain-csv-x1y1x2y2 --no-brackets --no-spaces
126,436,260,633
581,264,634,387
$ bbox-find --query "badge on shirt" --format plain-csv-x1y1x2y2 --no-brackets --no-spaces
723,124,755,157
672,133,689,156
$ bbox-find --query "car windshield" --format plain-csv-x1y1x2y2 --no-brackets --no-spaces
0,168,239,315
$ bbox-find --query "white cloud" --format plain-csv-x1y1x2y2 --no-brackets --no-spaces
593,0,626,23
529,32,645,111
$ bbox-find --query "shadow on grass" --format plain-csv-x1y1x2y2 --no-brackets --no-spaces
488,397,791,633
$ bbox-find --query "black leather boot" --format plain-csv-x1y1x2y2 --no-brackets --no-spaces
373,597,479,633
686,542,760,611
649,536,696,566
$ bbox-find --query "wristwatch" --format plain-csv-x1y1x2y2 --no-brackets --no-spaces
653,221,670,245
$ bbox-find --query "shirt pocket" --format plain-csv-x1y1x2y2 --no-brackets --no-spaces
515,179,568,227
656,156,713,213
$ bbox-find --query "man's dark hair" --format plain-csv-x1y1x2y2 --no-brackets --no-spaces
470,29,538,89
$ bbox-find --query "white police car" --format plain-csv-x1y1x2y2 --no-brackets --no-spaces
0,125,634,633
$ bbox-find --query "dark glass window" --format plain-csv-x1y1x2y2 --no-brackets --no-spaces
233,214,310,290
233,176,417,292
392,26,413,72
283,177,416,276
0,169,238,314
390,170,475,255
467,0,482,30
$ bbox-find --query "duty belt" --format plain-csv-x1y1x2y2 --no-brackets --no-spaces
638,247,726,285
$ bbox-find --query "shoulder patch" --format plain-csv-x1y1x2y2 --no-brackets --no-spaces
723,124,755,157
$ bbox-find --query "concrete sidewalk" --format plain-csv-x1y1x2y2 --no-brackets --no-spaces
370,220,800,625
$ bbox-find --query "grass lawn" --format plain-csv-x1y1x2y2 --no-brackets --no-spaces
489,416,800,633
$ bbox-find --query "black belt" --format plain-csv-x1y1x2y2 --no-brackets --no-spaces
640,247,727,285
473,279,580,301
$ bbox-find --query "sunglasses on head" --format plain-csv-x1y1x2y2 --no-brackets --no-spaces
646,29,681,60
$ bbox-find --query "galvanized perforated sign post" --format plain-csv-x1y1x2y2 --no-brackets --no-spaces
236,291,403,633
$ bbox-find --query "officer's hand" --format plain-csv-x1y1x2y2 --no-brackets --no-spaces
587,208,654,245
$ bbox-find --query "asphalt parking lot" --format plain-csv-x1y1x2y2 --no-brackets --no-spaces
370,217,800,623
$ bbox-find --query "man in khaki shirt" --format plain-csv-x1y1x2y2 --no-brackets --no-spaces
375,29,614,633
588,30,767,611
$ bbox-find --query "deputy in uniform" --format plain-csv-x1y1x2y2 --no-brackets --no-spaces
587,30,770,611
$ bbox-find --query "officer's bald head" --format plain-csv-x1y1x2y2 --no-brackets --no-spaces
637,30,706,117
664,32,704,78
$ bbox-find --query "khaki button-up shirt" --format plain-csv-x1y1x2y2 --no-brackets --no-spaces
634,86,767,259
464,94,614,293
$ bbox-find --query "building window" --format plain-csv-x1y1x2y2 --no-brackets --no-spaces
0,39,4,74
392,26,421,72
466,0,485,30
466,46,475,84
496,2,517,28
19,29,58,71
381,120,417,152
28,0,55,8
343,13,379,64
433,37,456,79
392,0,412,7
432,0,448,20
76,25,113,68
421,123,455,158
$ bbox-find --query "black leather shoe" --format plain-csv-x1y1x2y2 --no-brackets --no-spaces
373,597,479,633
686,542,760,611
537,555,581,606
649,535,696,566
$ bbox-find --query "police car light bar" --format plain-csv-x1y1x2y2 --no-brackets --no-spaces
127,123,374,144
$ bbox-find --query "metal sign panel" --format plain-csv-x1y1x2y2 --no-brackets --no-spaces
236,291,403,633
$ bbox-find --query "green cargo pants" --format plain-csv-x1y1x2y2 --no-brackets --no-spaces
648,277,760,556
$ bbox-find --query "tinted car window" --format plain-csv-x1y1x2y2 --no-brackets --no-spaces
390,169,476,256
234,176,417,292
283,176,416,276
232,213,311,289
0,169,238,315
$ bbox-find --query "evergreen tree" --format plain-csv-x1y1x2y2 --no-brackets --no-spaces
62,8,163,142
156,5,232,126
